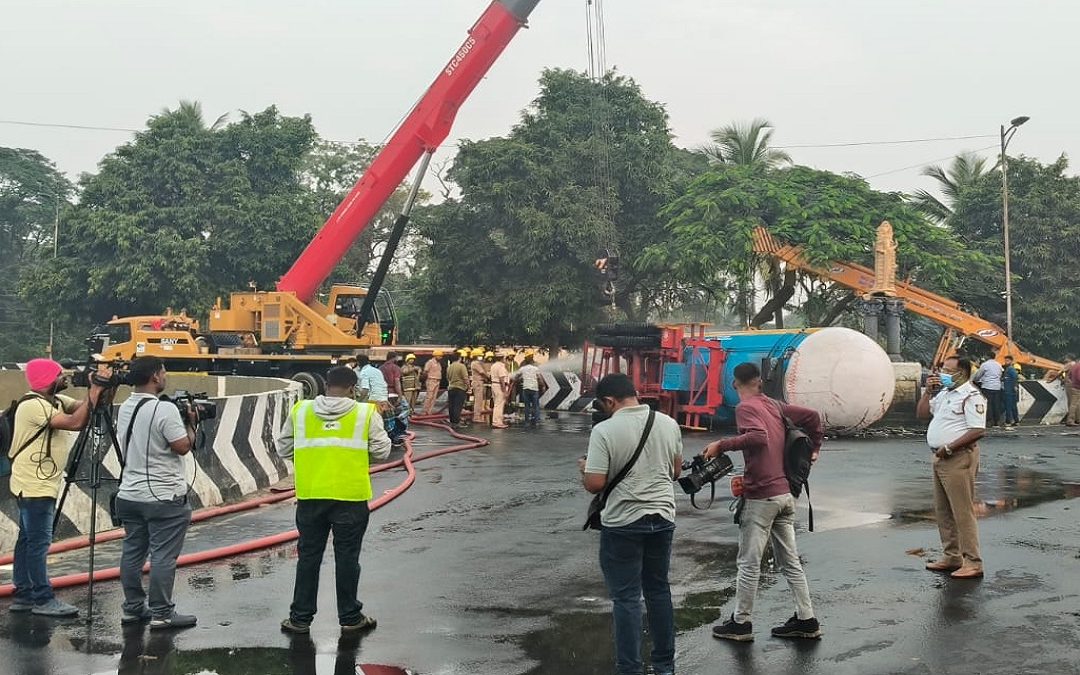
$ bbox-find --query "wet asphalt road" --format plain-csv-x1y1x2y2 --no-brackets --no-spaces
1,417,1079,675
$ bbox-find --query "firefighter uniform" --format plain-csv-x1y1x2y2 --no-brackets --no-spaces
470,348,489,423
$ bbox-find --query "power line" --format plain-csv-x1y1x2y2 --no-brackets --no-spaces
864,144,998,179
775,133,996,149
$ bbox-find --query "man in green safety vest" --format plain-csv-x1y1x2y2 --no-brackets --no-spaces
275,365,392,634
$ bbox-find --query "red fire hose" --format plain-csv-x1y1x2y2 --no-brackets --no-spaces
0,419,486,598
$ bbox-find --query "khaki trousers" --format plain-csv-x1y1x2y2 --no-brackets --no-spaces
932,445,982,567
422,379,440,415
472,384,488,423
1066,385,1080,425
491,387,506,427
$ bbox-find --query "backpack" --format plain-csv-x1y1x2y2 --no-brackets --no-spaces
0,394,52,478
772,400,816,532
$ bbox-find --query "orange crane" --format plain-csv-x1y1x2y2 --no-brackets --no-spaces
751,225,1064,374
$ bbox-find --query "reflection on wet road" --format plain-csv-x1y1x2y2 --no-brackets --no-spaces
0,420,1078,674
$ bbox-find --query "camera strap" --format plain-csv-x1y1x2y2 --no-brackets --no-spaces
599,409,655,509
689,480,716,510
119,397,154,476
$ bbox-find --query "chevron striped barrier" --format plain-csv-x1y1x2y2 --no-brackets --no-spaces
539,371,593,413
1017,379,1069,425
0,380,300,555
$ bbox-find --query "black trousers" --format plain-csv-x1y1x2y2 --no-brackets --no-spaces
448,388,468,424
290,499,370,626
982,388,1003,426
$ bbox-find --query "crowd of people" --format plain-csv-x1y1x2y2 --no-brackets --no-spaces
345,348,548,431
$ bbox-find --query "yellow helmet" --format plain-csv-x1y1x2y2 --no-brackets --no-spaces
458,348,470,357
484,351,495,359
432,349,444,357
471,347,486,358
405,353,416,361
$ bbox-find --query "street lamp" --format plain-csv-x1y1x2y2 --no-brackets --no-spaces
1000,114,1029,349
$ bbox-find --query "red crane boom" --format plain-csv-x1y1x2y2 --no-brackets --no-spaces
277,0,541,303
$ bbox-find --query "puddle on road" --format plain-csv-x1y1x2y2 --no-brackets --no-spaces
891,464,1080,523
106,638,412,675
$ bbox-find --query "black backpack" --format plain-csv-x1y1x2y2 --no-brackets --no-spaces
772,400,816,532
0,394,52,478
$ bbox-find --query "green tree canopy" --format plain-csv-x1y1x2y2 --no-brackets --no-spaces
0,148,74,360
644,163,989,327
948,154,1080,358
22,103,319,328
413,68,699,347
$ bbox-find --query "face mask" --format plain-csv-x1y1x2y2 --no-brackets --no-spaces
938,373,954,389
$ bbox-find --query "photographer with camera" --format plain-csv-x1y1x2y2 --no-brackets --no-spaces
113,356,199,630
7,358,106,617
701,362,824,642
578,374,683,675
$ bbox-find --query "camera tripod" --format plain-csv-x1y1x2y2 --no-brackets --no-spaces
53,388,123,622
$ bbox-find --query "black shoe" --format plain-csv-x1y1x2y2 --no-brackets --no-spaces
340,613,377,633
121,607,152,625
280,617,311,634
771,614,822,639
712,614,753,642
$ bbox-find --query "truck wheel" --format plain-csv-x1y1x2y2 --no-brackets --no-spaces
291,372,321,399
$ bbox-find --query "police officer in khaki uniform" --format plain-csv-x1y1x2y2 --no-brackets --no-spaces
469,347,489,424
917,354,987,579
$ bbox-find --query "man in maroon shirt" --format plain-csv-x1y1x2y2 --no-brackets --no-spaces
379,353,404,400
702,362,824,642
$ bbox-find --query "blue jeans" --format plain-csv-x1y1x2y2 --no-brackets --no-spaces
1003,390,1019,424
522,389,540,425
600,514,676,675
12,497,56,605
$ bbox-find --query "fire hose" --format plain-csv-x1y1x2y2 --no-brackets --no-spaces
0,417,485,597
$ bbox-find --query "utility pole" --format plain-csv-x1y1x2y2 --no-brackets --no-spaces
1000,115,1029,351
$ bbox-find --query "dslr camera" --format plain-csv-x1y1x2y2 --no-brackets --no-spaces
164,390,217,424
678,453,735,495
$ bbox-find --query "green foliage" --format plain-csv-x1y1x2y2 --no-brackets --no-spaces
700,118,791,168
909,151,993,222
413,69,695,346
645,163,988,326
0,148,74,360
948,155,1080,358
21,103,319,326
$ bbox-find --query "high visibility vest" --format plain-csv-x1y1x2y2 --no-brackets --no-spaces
291,400,376,501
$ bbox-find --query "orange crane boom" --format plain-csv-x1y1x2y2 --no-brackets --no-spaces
751,227,1064,374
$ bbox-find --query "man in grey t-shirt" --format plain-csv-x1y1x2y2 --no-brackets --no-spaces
580,374,682,675
114,356,198,630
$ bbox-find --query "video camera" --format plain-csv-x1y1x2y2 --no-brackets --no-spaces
163,390,217,424
677,453,735,496
63,357,131,389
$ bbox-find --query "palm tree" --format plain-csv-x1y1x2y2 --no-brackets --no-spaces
909,151,992,222
701,118,792,169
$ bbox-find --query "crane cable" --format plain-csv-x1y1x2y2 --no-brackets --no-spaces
585,0,618,310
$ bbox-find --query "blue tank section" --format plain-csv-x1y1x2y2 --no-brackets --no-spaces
662,329,816,423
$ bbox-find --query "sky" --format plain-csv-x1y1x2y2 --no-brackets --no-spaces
2,0,1078,197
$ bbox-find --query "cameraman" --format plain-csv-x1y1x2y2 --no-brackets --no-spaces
579,374,683,675
114,356,198,630
702,362,824,641
8,358,105,617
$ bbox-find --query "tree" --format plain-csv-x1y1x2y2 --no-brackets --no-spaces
21,103,319,330
700,118,791,169
0,148,74,360
947,155,1080,359
412,69,697,348
643,163,990,331
909,151,993,222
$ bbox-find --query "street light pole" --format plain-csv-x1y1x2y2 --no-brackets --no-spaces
1000,115,1029,351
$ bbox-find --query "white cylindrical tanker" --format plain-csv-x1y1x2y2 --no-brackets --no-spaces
710,326,895,434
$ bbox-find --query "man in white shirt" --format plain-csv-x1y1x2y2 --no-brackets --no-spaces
355,355,389,412
513,353,544,428
917,354,987,579
972,358,1004,428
